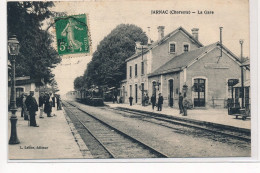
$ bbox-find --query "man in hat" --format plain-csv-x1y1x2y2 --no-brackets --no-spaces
178,92,184,114
25,91,39,127
44,93,53,117
183,95,189,116
151,94,156,110
157,93,164,111
22,93,29,120
20,93,25,118
129,96,133,106
52,93,56,108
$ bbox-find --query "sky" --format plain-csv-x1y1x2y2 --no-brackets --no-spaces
50,0,249,95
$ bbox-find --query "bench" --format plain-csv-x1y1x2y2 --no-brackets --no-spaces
232,109,250,120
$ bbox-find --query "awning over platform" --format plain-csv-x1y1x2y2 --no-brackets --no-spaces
233,80,250,87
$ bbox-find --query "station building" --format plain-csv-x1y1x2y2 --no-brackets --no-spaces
8,76,45,107
120,26,249,109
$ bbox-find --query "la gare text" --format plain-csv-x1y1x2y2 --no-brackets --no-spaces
151,10,214,15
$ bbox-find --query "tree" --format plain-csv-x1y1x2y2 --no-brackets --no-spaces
7,2,61,83
80,24,147,89
74,76,85,90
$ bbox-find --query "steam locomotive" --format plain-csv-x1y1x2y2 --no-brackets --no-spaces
75,87,104,106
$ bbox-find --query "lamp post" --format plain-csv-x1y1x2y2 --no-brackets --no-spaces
8,35,20,145
239,39,244,109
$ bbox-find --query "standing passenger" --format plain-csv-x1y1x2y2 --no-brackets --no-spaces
145,94,149,106
112,95,115,103
183,95,189,116
157,93,164,111
20,93,24,117
57,95,62,110
22,93,29,120
44,93,53,117
52,94,56,107
151,94,156,110
129,96,133,106
25,91,39,127
116,95,119,104
178,92,184,114
39,92,45,118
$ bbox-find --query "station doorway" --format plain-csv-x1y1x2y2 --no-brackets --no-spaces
135,84,138,103
168,79,174,107
193,78,206,107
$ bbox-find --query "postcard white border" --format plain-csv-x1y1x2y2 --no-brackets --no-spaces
1,0,259,172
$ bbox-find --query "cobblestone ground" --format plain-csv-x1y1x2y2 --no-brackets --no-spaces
70,101,250,158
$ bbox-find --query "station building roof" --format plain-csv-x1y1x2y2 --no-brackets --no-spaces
126,26,204,62
148,42,242,77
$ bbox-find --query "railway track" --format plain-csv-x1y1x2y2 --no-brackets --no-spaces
109,107,251,143
62,100,169,159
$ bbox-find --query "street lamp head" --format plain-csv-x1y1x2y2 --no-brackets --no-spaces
239,39,244,45
8,35,20,56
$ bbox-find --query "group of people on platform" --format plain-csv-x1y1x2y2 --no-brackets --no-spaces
128,92,189,116
150,93,164,111
128,93,164,111
178,92,189,116
112,95,119,104
20,91,62,127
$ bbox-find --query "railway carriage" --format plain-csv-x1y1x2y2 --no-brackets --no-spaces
75,87,104,106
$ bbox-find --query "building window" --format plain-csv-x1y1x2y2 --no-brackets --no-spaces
129,66,132,78
141,83,144,99
234,87,240,104
193,78,206,107
152,81,157,96
16,87,24,98
228,85,232,98
129,85,132,97
141,62,144,75
169,42,176,53
184,44,189,52
227,79,239,98
135,84,138,103
135,64,138,77
245,87,250,108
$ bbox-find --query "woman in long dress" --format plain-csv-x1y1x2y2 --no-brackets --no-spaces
22,93,29,120
44,93,53,117
61,18,83,52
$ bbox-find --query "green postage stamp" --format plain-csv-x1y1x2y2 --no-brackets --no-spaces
55,14,91,55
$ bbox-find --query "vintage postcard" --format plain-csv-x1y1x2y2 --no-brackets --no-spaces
6,0,256,161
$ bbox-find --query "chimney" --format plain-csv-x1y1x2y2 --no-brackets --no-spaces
147,27,151,45
239,39,244,62
191,28,199,41
135,41,142,53
157,26,165,40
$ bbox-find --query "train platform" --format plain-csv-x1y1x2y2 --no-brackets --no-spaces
106,103,251,130
8,107,93,160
